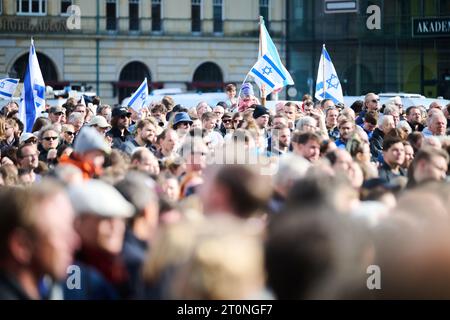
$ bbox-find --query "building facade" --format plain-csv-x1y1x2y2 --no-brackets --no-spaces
0,0,287,104
287,0,450,100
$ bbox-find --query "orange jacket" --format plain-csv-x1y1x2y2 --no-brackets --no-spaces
59,153,103,180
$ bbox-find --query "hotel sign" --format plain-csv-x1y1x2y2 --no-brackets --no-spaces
412,17,450,37
0,16,68,33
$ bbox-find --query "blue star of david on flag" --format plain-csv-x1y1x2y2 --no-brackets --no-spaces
326,74,340,90
262,66,272,76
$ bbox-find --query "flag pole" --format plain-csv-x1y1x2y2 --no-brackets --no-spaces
322,44,326,100
259,16,266,106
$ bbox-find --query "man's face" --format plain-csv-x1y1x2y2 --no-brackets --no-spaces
139,123,157,144
72,119,84,132
297,139,321,162
363,122,377,133
256,115,269,129
135,151,160,176
49,111,64,124
41,130,59,151
326,109,339,128
19,145,39,170
366,94,380,111
431,116,447,136
284,106,296,121
303,104,314,116
76,215,126,255
202,118,217,131
161,131,178,153
408,108,422,124
277,128,291,149
339,122,354,141
33,192,79,280
384,142,405,167
117,114,131,129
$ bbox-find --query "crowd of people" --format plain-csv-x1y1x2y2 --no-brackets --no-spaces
1,82,450,299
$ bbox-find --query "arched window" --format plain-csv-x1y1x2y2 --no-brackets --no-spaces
10,52,58,84
192,62,223,92
118,61,150,103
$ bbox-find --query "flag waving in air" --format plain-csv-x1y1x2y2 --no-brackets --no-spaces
0,78,19,99
127,78,148,112
250,54,290,97
315,45,344,105
19,38,46,132
258,17,294,90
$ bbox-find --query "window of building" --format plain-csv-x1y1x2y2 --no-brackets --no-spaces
213,0,223,33
118,61,151,103
152,0,162,32
0,0,3,15
61,0,72,14
191,0,202,33
259,0,269,30
17,0,47,15
192,62,223,92
129,0,139,31
106,0,117,31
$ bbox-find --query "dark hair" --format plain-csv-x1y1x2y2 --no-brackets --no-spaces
320,99,333,109
31,117,51,133
350,100,364,115
406,106,420,116
382,136,403,152
364,110,378,126
225,83,236,92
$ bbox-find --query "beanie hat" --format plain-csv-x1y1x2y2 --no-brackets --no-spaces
74,126,111,155
241,83,254,97
252,105,270,119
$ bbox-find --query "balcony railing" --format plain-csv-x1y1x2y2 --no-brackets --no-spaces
0,15,285,38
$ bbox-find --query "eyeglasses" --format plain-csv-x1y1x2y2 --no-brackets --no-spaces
25,139,37,144
65,131,74,136
223,119,232,124
43,136,58,141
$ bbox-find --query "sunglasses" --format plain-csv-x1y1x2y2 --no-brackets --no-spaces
120,114,131,119
65,131,74,136
179,122,191,127
43,136,58,141
371,99,380,103
53,112,64,116
223,119,232,124
233,119,243,124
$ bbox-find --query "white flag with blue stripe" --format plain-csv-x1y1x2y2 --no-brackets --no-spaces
127,78,148,112
18,39,46,133
0,78,19,99
249,54,292,98
259,18,294,89
315,45,344,105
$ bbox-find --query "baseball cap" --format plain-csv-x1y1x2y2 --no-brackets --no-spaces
112,107,132,118
49,106,65,114
19,132,38,145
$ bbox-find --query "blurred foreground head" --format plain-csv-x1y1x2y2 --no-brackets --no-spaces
0,180,79,299
143,216,265,299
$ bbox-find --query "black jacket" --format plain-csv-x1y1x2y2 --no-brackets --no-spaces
0,271,32,300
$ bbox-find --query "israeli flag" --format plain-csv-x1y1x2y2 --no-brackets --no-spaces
250,54,293,98
259,18,294,89
0,78,19,99
127,78,148,112
315,45,344,105
19,39,46,132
